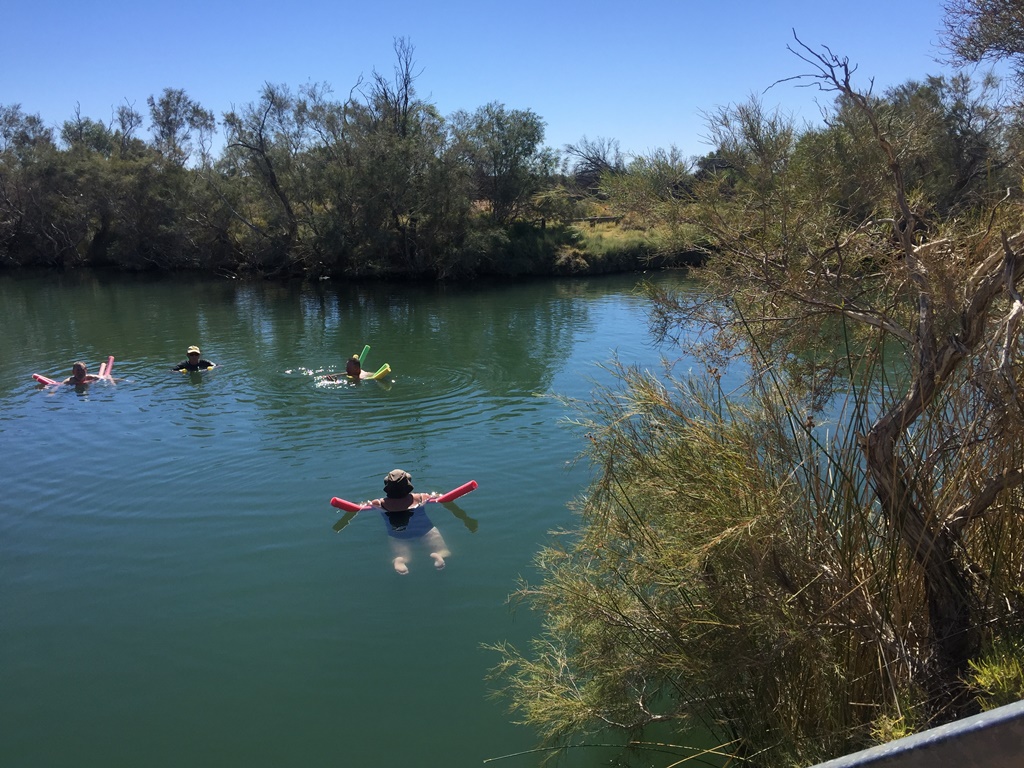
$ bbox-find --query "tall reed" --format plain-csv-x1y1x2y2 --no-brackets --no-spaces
492,342,1024,766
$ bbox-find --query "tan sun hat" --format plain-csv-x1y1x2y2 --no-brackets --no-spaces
383,469,413,497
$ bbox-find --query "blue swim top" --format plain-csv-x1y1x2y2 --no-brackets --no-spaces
380,504,434,539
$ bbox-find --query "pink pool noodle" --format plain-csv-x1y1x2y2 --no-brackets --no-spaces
330,480,477,513
104,356,114,377
33,374,59,386
331,498,371,512
434,480,478,503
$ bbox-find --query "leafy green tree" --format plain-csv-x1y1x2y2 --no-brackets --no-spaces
223,83,304,270
599,145,695,227
681,42,1024,724
0,104,78,266
147,87,215,168
809,73,1013,221
114,102,145,157
87,89,223,270
887,74,1008,212
300,38,479,278
348,37,451,272
1,98,228,271
494,39,1024,766
452,101,556,224
58,108,121,265
61,107,116,157
0,42,659,278
944,0,1024,84
287,83,355,273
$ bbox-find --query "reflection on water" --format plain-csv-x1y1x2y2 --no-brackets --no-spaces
0,270,696,768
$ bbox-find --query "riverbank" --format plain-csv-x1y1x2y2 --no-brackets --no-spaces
0,220,703,281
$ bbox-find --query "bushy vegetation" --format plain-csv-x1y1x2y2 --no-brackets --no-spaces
492,14,1024,767
0,40,701,280
0,41,564,278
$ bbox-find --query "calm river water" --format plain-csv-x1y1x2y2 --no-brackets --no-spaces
0,270,694,768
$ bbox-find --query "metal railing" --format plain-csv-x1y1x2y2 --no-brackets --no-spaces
810,699,1024,767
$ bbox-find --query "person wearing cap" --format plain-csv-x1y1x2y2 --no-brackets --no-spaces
62,361,101,386
172,345,216,372
367,469,449,574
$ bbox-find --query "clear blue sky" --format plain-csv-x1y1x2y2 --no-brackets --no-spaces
5,0,963,160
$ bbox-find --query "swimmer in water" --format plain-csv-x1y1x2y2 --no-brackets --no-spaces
63,361,101,386
367,469,450,574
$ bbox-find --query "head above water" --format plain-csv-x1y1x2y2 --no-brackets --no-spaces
72,361,87,379
383,469,413,498
187,345,201,356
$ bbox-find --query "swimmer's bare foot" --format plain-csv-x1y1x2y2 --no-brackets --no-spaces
393,557,409,575
431,552,446,570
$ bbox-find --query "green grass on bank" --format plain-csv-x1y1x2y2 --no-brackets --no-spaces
491,219,704,276
559,221,705,273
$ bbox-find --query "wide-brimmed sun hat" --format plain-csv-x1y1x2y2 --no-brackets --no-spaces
383,469,414,497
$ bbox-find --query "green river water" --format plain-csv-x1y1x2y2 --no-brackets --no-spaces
0,270,697,768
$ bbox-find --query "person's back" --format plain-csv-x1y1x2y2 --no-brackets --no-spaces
379,500,434,537
369,469,449,573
